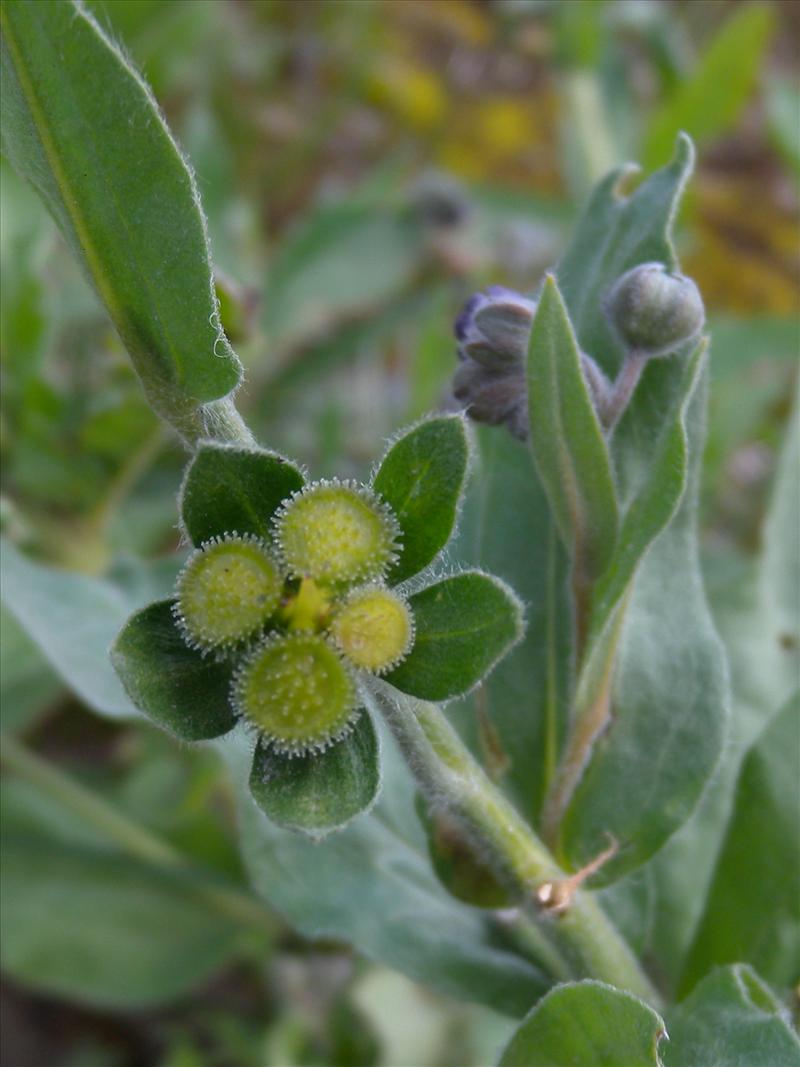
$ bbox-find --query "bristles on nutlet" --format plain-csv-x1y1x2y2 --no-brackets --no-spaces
330,585,414,673
231,632,358,755
274,480,401,587
175,534,282,652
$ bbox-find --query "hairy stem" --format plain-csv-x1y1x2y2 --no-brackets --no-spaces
604,350,648,432
366,681,660,1007
0,733,276,939
541,594,630,846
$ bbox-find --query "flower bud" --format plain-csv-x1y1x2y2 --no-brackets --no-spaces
174,534,282,653
232,632,358,755
451,286,535,440
605,262,705,357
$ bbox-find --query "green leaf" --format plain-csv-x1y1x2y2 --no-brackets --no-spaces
0,776,243,1009
526,275,618,580
550,138,728,884
450,427,574,822
386,572,524,702
249,712,381,837
111,600,236,741
589,340,706,639
680,695,800,994
1,538,139,719
264,202,421,352
372,415,470,584
663,966,800,1067
0,0,241,433
0,606,61,732
640,389,800,992
180,443,305,546
766,75,800,177
643,5,775,170
557,133,694,370
220,725,550,1017
416,796,512,909
499,980,666,1067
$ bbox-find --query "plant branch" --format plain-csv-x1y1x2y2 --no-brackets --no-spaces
0,732,276,940
366,680,661,1007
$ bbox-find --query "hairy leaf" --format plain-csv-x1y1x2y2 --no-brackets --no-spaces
0,0,241,431
664,966,800,1067
249,712,381,837
499,981,665,1067
553,137,729,883
386,572,524,702
221,726,550,1017
180,443,305,546
372,415,470,584
0,777,243,1009
680,695,800,993
1,539,139,719
111,600,236,741
526,274,618,580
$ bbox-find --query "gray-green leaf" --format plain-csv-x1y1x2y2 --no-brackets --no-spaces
372,415,470,584
499,980,665,1067
664,965,800,1067
680,695,800,994
0,0,241,433
221,726,549,1017
180,443,305,546
249,712,381,837
111,600,236,741
386,572,524,702
0,776,244,1010
526,274,618,581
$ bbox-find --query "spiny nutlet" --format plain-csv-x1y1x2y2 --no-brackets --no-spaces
231,631,358,756
330,584,414,673
174,534,283,653
273,480,401,587
604,262,705,357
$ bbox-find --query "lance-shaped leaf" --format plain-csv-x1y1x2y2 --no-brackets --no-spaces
663,965,800,1067
249,712,381,837
0,0,241,431
111,600,236,741
386,572,524,702
372,415,470,584
558,358,727,883
589,339,706,640
526,275,618,580
548,137,729,885
680,695,800,994
180,443,305,546
557,134,695,370
499,981,666,1067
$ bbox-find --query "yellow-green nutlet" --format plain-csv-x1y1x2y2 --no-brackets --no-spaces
232,632,358,755
274,480,400,587
174,534,283,652
330,585,414,673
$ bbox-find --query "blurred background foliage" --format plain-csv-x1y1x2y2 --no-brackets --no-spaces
0,1,797,1064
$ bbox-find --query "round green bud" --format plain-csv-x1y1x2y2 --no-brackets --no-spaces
330,585,414,673
274,480,401,587
175,534,283,652
232,632,358,755
605,262,705,357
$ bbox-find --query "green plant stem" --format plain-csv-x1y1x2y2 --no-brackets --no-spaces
0,732,276,939
367,680,661,1008
177,395,255,450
